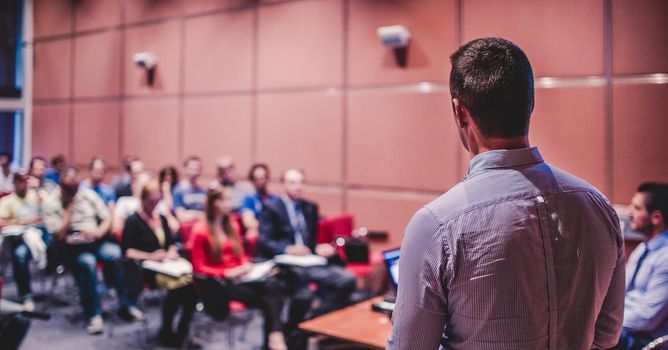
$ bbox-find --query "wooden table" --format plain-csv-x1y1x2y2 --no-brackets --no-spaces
299,297,392,349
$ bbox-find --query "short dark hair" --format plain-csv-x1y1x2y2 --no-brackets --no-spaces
0,151,12,163
449,37,534,138
51,154,66,167
159,165,179,190
248,163,270,181
29,156,46,171
638,182,668,226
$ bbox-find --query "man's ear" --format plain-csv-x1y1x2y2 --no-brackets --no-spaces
452,98,469,128
650,210,664,227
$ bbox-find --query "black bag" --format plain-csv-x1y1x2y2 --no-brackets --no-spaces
340,237,369,264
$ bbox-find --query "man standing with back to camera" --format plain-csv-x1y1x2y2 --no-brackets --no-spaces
387,38,625,349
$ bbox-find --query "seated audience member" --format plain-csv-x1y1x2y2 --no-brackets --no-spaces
41,166,128,335
240,164,277,236
159,165,179,213
121,180,198,348
214,157,254,211
112,172,151,234
172,156,206,223
614,182,668,350
0,172,49,311
80,157,115,206
258,169,356,320
112,156,143,199
27,156,56,194
191,186,287,350
43,154,66,184
0,152,14,195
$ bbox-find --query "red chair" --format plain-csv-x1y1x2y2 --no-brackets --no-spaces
317,214,380,287
178,221,198,253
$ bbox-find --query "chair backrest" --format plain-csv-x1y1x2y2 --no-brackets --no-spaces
178,221,198,252
317,213,354,244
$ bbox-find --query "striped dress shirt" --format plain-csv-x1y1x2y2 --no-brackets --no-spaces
387,147,625,350
623,230,668,338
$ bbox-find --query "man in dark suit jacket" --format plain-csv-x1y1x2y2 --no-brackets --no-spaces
258,169,356,332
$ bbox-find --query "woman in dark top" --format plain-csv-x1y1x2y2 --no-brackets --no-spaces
121,179,198,349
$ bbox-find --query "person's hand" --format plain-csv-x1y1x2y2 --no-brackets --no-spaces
224,263,253,279
166,248,180,261
80,230,98,241
245,228,259,240
285,245,311,256
19,215,42,226
315,243,336,258
151,249,167,262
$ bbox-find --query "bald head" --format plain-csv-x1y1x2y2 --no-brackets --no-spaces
282,168,305,201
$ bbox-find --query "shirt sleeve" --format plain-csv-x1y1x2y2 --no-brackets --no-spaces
121,215,139,254
387,207,449,350
0,197,11,219
41,194,64,234
172,187,185,210
623,257,668,332
592,231,626,348
240,195,255,214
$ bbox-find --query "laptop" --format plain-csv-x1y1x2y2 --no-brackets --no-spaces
371,248,400,314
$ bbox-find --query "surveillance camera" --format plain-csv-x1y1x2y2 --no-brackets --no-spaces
377,25,411,48
132,52,158,70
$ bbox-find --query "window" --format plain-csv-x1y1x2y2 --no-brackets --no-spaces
0,0,23,98
0,0,27,168
0,111,23,167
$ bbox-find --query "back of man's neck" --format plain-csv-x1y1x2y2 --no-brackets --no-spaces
480,136,530,152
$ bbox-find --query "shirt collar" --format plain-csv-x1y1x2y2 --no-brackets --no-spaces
646,230,668,251
467,147,544,176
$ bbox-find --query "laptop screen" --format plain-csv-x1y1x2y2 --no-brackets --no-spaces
383,248,400,288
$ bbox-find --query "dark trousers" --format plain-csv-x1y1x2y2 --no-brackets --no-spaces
0,313,30,350
611,329,656,350
275,264,356,338
293,265,356,316
199,277,283,346
162,284,197,342
123,259,196,342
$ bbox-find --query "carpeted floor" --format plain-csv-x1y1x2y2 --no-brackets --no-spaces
3,269,266,350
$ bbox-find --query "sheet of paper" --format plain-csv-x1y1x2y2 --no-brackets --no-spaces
239,261,276,283
142,258,193,277
274,254,327,267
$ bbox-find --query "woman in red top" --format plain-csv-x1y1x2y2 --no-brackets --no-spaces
190,185,287,350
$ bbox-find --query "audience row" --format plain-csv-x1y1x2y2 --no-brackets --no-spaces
0,153,356,350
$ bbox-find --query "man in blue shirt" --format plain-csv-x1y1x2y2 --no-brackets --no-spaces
172,156,206,222
43,154,65,184
240,163,277,234
614,182,668,349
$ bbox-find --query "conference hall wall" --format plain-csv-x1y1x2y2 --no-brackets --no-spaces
31,0,668,251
